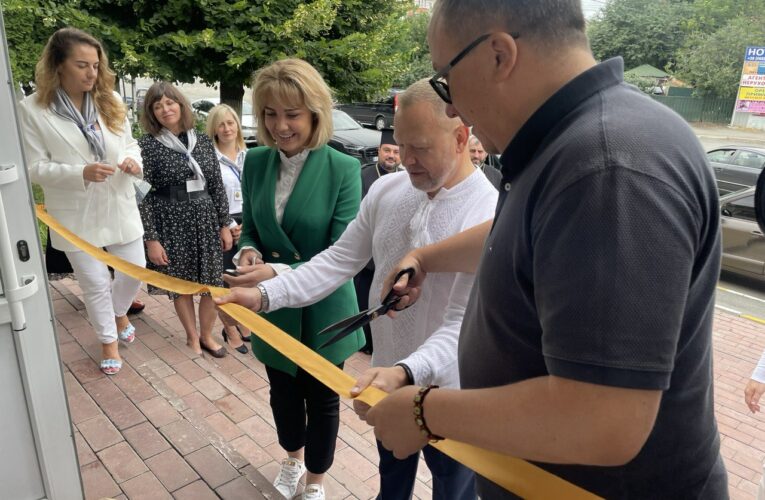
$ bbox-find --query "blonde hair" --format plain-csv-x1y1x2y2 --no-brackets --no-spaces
206,104,246,151
34,27,126,134
140,81,196,136
251,58,333,150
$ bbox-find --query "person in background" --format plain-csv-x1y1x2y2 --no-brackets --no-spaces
18,27,146,376
221,58,363,500
355,130,402,354
205,103,250,354
217,79,494,500
468,135,501,189
745,350,765,500
367,0,727,498
139,82,232,359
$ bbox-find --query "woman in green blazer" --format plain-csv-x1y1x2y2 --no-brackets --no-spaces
228,59,363,500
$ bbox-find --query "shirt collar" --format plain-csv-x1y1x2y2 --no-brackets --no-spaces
278,148,311,169
499,57,624,181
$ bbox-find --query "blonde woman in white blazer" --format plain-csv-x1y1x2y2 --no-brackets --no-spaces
18,28,145,375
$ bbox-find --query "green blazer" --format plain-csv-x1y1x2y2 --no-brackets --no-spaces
240,145,364,375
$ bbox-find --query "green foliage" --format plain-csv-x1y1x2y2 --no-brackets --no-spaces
674,14,765,98
623,73,657,94
587,0,692,70
387,11,433,89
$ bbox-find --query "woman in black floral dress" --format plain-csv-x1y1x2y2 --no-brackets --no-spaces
139,82,232,357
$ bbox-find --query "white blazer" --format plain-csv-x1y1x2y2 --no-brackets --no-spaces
18,91,144,252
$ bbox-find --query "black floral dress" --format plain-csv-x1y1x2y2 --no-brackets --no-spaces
138,132,231,298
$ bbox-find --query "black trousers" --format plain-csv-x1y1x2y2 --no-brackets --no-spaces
266,364,343,474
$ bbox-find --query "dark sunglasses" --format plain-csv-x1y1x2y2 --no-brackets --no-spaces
429,32,520,104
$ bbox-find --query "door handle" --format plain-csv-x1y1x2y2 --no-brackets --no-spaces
751,230,763,236
0,163,39,331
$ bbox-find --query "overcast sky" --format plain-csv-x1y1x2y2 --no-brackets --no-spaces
582,0,608,18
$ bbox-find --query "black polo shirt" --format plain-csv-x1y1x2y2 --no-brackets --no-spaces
458,58,727,498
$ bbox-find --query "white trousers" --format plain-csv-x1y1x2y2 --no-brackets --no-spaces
758,460,765,500
66,237,146,344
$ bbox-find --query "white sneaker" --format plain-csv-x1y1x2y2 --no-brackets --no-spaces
273,458,306,499
302,484,325,500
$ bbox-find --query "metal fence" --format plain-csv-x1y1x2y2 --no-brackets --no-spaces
650,95,736,124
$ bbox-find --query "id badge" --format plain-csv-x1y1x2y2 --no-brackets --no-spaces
186,178,205,192
234,190,243,202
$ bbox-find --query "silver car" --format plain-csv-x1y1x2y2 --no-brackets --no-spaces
720,187,765,279
707,146,765,196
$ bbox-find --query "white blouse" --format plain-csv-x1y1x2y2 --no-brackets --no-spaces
216,148,246,215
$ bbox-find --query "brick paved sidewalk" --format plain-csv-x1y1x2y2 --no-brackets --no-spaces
52,278,765,499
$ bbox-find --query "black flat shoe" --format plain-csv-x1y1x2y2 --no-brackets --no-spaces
200,339,227,358
222,328,248,354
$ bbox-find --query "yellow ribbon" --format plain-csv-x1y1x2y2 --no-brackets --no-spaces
38,205,599,500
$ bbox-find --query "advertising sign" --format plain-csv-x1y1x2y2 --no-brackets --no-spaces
734,46,765,114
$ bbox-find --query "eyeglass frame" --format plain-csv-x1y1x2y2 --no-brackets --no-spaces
429,32,520,104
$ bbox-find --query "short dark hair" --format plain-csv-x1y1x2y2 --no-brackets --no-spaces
140,81,196,135
432,0,588,49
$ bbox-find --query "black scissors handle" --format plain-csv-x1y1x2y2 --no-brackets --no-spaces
317,267,416,349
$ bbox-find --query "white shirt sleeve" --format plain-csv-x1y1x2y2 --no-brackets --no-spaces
262,194,375,311
753,349,765,383
397,271,475,388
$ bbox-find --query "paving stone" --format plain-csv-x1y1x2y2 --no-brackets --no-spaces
172,479,219,500
137,396,182,427
83,377,124,406
80,460,122,500
138,331,171,350
59,341,90,363
182,392,219,418
120,471,172,499
101,395,147,430
216,476,267,500
238,415,277,448
155,345,189,366
97,441,148,483
193,376,229,401
162,374,196,397
230,436,272,468
67,390,102,424
159,418,208,456
232,370,268,392
175,359,208,383
112,364,159,403
123,421,171,460
67,358,106,385
78,414,123,452
186,445,240,489
334,446,378,481
74,432,97,466
205,412,245,442
145,448,199,492
214,394,255,423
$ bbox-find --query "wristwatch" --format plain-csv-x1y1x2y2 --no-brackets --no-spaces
256,283,269,312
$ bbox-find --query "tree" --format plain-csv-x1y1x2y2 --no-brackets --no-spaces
387,11,432,89
587,0,692,71
674,14,765,98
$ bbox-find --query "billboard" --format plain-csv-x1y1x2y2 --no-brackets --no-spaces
734,46,765,114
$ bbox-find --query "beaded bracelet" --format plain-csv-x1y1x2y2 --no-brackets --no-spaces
413,385,444,443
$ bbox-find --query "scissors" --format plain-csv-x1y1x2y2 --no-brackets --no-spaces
317,268,415,349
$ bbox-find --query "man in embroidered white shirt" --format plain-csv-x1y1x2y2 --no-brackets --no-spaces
217,78,498,500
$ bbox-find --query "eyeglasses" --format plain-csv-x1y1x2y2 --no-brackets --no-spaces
429,32,520,104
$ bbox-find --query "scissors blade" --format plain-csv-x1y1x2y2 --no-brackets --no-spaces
316,310,369,336
318,312,377,349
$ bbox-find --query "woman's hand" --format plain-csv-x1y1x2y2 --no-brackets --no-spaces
146,240,169,266
117,157,141,175
220,227,233,251
83,162,116,182
214,286,263,312
230,224,242,243
744,379,765,413
239,249,263,267
223,263,276,288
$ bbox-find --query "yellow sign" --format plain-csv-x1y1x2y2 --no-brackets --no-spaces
739,86,765,101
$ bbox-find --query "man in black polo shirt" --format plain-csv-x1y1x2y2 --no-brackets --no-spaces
364,1,727,498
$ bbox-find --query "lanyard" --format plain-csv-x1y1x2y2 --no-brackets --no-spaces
225,162,242,183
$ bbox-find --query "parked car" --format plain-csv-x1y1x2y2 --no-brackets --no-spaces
707,146,765,196
123,87,148,113
720,186,765,280
337,90,401,130
190,97,258,147
328,109,381,164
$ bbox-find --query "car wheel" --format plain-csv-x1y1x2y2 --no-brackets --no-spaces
375,116,387,130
